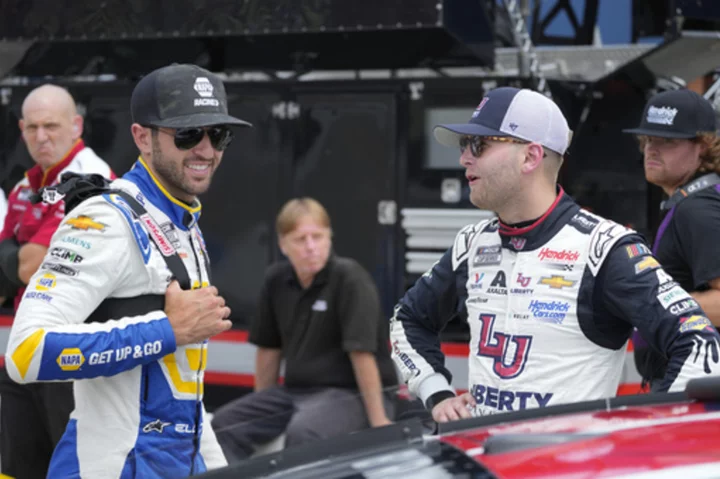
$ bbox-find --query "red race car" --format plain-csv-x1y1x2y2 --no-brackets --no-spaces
198,377,720,479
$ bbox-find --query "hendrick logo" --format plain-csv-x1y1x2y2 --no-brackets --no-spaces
537,248,579,263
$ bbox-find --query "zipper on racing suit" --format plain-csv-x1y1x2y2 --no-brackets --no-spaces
188,230,207,475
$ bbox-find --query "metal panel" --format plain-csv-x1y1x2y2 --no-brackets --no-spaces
196,86,284,327
0,0,441,40
0,0,496,74
289,90,398,315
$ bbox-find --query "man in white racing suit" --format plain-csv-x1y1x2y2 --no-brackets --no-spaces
390,87,720,422
5,63,252,478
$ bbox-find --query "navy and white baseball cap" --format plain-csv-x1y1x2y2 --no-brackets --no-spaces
623,89,716,139
434,87,572,155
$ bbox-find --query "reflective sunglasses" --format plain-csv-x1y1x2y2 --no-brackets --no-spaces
459,135,545,157
152,126,234,151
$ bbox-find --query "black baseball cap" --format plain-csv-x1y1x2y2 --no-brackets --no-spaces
131,64,252,129
623,89,716,139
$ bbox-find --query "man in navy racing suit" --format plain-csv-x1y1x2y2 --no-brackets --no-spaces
5,64,252,477
390,87,720,422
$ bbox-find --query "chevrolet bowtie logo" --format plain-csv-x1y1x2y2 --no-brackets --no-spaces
539,275,576,289
634,256,660,274
66,215,107,232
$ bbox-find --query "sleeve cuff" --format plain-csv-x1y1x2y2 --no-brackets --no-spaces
417,372,455,406
157,315,178,354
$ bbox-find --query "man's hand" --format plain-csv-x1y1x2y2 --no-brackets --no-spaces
432,392,476,423
165,281,232,346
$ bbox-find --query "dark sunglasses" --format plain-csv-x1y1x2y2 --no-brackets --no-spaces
151,126,234,151
459,135,546,157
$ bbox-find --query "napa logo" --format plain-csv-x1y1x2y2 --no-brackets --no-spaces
57,348,85,371
36,273,57,291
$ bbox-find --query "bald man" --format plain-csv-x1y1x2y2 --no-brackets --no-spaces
0,84,115,479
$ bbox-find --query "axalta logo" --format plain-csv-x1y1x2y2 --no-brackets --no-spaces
57,348,85,371
537,248,579,263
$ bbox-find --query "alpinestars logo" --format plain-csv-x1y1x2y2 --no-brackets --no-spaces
194,77,219,107
143,419,172,433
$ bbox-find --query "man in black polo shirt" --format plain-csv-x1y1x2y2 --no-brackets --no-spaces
211,197,397,460
623,88,720,388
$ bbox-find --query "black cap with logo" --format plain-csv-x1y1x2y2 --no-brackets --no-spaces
623,89,717,139
131,64,252,129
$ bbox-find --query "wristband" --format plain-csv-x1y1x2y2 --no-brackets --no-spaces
425,390,456,410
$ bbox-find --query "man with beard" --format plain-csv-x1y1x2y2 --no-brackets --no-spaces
5,64,250,478
390,86,720,423
623,89,720,389
0,84,115,479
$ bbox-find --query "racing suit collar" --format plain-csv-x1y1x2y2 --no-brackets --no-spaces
497,186,581,252
124,157,202,230
26,139,85,191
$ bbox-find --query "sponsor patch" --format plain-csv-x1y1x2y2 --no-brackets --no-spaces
469,272,485,290
569,211,599,234
143,419,172,434
471,383,553,414
24,291,53,303
528,300,569,324
625,243,652,259
17,187,33,202
516,273,531,288
487,270,507,295
509,237,526,250
669,299,699,316
161,222,182,250
392,340,421,377
538,275,576,289
537,248,579,263
57,348,85,371
66,215,107,232
50,247,83,263
657,285,692,309
312,299,327,312
679,315,714,333
589,221,624,267
140,214,175,256
36,273,57,291
42,263,78,277
60,236,92,250
634,256,660,274
473,245,502,266
454,224,481,263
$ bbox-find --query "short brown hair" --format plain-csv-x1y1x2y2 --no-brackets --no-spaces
275,197,331,237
